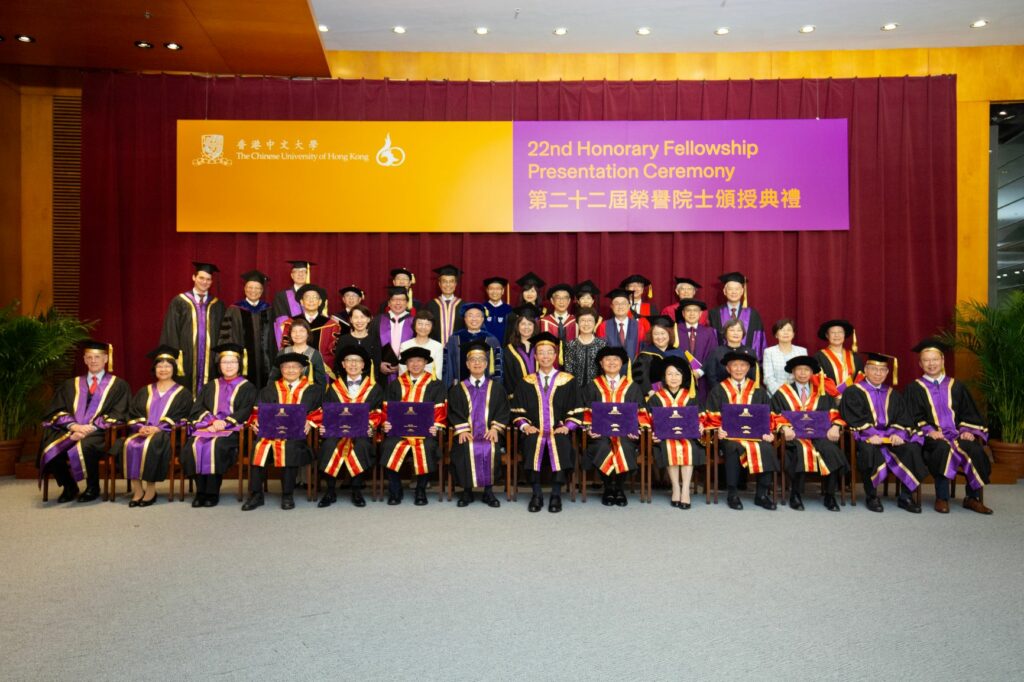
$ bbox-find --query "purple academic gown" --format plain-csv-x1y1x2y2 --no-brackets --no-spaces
123,384,185,480
188,377,247,474
855,382,924,490
678,323,718,403
39,375,120,482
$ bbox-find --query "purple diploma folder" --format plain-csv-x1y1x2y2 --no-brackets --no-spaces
389,401,435,437
323,402,371,439
782,410,831,439
652,406,701,441
590,402,639,437
257,403,307,440
721,403,771,440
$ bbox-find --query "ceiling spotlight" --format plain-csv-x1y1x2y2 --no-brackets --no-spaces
636,27,651,36
970,19,988,29
798,25,815,34
475,27,489,35
164,42,182,50
553,27,568,36
999,110,1008,116
134,40,154,49
714,27,730,36
16,34,35,43
392,26,406,34
881,23,899,31
318,24,329,32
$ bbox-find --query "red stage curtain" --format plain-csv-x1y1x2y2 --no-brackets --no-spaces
81,74,956,387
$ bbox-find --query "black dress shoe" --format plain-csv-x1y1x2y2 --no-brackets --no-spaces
241,493,264,511
727,495,744,510
789,493,805,511
866,495,883,512
897,496,921,514
614,490,628,507
203,496,219,507
670,500,682,508
351,490,366,507
387,494,401,505
281,494,295,510
528,495,544,512
755,494,777,510
77,488,100,503
414,489,428,506
680,501,691,510
57,486,79,503
481,491,500,508
457,490,473,507
317,493,336,508
823,494,840,512
139,493,158,507
191,495,205,508
601,492,615,506
129,499,141,508
548,495,562,513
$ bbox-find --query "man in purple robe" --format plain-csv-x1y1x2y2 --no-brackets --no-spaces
708,271,766,361
675,298,718,403
371,286,416,383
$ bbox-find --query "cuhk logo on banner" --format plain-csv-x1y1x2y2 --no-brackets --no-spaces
193,134,232,166
376,133,405,167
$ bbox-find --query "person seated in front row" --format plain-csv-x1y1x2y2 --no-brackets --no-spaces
648,356,706,509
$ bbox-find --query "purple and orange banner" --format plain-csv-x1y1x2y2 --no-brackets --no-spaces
177,119,848,233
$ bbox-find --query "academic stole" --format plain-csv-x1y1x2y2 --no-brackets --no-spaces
822,348,859,387
324,378,376,477
776,385,831,475
594,376,631,475
436,297,462,345
653,387,697,467
721,379,766,474
253,378,311,468
915,378,985,489
386,373,432,475
123,384,182,478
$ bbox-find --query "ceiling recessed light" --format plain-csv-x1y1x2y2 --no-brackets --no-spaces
714,27,730,36
553,27,568,36
318,24,329,33
971,19,988,29
636,27,651,36
798,25,815,34
134,40,153,49
16,34,35,43
999,110,1009,116
881,23,899,31
475,26,489,36
392,26,406,34
164,42,182,51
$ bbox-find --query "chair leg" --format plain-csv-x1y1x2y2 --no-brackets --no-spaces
42,475,50,502
106,455,116,502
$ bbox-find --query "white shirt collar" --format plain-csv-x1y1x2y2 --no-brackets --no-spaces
245,298,261,306
88,370,106,382
926,374,946,384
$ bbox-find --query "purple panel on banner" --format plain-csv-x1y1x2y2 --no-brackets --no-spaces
512,119,849,232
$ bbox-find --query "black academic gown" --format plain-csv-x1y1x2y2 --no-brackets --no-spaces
904,377,991,487
502,343,534,396
583,377,646,474
424,297,466,344
511,370,582,476
380,373,447,475
318,377,385,478
182,378,257,476
647,388,706,468
633,346,685,396
814,348,865,394
770,383,849,478
252,379,323,468
448,377,511,488
332,333,383,382
705,380,780,475
111,383,193,482
160,293,226,395
220,303,274,387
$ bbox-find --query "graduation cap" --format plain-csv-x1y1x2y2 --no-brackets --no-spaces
385,285,410,300
483,276,509,288
721,349,760,388
460,302,487,316
529,331,563,365
390,267,415,281
912,337,950,355
718,271,748,307
338,285,364,298
337,345,370,364
147,344,183,376
463,339,495,375
511,303,542,320
676,298,707,312
399,346,433,364
515,272,546,290
546,283,575,300
674,277,702,290
784,355,821,374
192,261,219,275
275,351,311,368
433,264,462,279
575,280,600,299
864,352,898,385
240,270,269,285
82,339,114,372
286,260,315,283
213,343,247,375
295,284,327,302
595,346,629,365
817,319,857,352
606,288,631,302
620,274,653,299
652,354,695,395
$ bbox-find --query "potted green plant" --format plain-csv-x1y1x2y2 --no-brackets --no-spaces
0,302,92,476
944,291,1024,478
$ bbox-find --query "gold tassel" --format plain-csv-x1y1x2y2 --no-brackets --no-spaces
176,350,185,377
818,369,825,396
852,329,858,353
647,283,653,299
506,286,510,304
672,323,679,349
627,358,632,382
892,357,898,386
558,341,563,367
742,285,748,309
307,263,312,284
754,362,760,390
409,271,415,305
242,349,249,377
489,348,495,375
107,344,114,372
689,368,696,396
307,362,313,381
370,362,376,384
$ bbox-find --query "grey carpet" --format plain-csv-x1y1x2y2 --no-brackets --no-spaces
1,478,1022,681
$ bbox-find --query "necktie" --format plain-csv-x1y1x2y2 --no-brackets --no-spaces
618,322,626,345
89,376,98,395
800,385,808,402
542,375,549,391
736,381,743,392
730,307,737,319
557,317,566,341
933,379,941,387
474,379,481,388
688,327,697,353
609,378,617,392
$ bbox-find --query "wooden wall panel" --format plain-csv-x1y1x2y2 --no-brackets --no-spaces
0,79,22,309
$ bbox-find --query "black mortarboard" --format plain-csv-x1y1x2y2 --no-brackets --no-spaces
784,355,821,374
400,346,433,363
240,270,269,285
912,338,950,354
192,261,219,275
546,283,575,300
718,271,746,285
595,346,629,365
147,344,183,375
483,276,509,288
433,264,462,278
606,288,631,302
385,286,410,299
213,343,244,356
817,319,854,340
652,354,692,386
512,303,542,320
721,349,757,366
460,302,487,316
390,267,414,280
575,280,600,298
338,285,364,298
295,284,327,301
676,298,707,311
286,260,315,270
674,277,702,290
529,331,561,349
464,340,491,357
82,340,113,372
275,351,311,368
337,345,370,364
864,352,898,385
516,272,546,289
620,274,651,287
650,315,675,330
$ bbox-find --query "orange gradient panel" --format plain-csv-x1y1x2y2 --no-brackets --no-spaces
177,120,513,232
